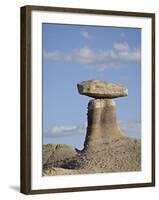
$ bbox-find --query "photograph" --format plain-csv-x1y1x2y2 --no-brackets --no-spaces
42,24,141,176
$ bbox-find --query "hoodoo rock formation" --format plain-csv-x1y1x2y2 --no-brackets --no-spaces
43,80,141,176
77,80,127,151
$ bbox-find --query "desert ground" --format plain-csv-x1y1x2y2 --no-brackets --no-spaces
43,135,141,176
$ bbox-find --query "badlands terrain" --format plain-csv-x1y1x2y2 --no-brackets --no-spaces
43,80,141,176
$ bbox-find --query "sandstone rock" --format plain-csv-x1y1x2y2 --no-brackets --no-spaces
43,144,77,166
84,99,123,150
77,80,128,98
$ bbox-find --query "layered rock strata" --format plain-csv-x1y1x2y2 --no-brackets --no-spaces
77,80,128,152
84,99,123,150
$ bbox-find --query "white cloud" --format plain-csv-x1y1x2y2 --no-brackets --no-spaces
45,125,86,138
113,42,129,51
80,31,92,39
43,42,141,70
119,120,141,133
74,46,94,64
43,50,72,62
44,121,141,139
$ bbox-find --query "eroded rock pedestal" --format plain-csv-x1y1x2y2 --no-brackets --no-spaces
77,80,127,152
84,99,122,150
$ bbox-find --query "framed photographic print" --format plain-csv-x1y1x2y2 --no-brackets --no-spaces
20,5,155,194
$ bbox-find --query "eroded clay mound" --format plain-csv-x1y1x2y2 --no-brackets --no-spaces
43,144,77,167
76,136,141,172
43,136,141,176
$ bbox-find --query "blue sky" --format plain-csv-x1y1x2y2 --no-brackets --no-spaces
42,23,141,149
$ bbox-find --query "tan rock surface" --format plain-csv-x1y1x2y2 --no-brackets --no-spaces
43,144,77,167
84,99,122,150
77,80,128,98
43,136,141,176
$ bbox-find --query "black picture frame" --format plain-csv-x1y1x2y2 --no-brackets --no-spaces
20,5,155,194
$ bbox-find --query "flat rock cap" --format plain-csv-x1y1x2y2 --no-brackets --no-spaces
77,80,128,98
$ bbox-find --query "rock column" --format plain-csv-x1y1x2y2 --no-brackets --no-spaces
77,80,128,151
